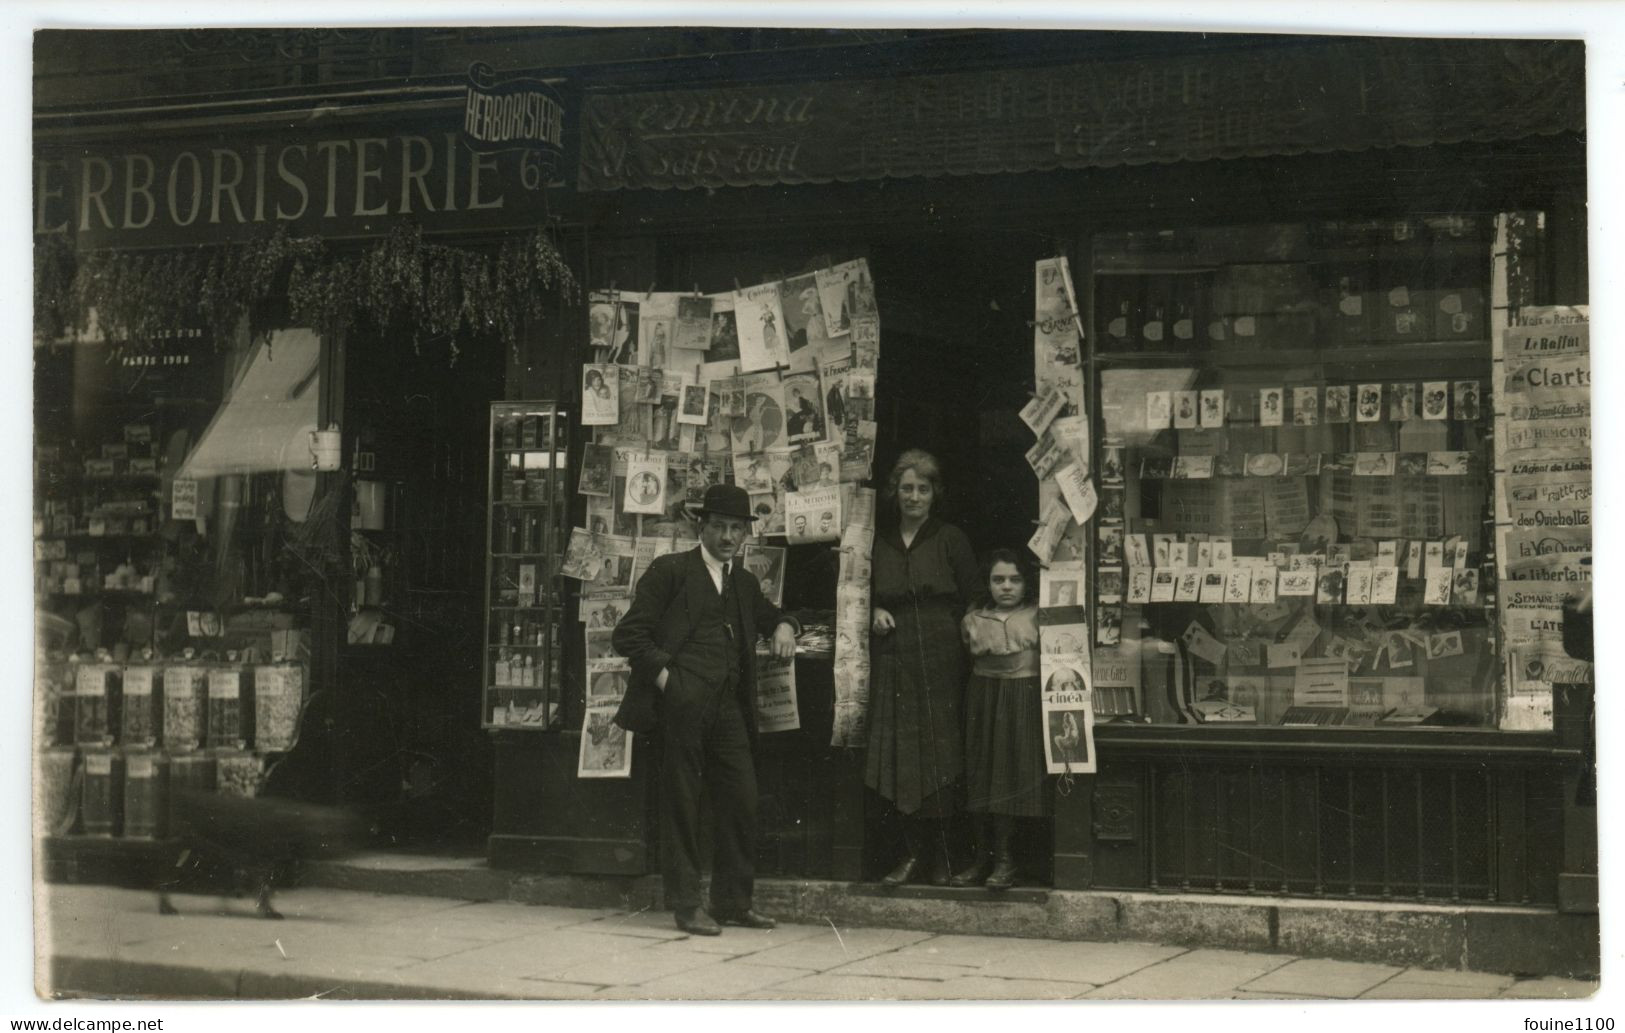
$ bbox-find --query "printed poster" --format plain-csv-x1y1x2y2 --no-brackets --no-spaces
730,372,788,456
1040,662,1096,775
558,528,605,582
707,294,742,363
1022,384,1067,436
673,294,714,352
581,364,620,426
780,273,832,359
1033,257,1083,369
818,342,855,435
637,291,679,368
823,259,876,336
1507,400,1590,453
622,455,667,516
785,486,842,543
781,368,828,443
734,282,791,372
579,707,633,778
753,651,801,733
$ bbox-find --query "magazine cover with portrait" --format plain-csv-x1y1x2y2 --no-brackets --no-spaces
578,708,633,778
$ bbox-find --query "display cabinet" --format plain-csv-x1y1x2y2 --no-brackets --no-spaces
482,401,571,729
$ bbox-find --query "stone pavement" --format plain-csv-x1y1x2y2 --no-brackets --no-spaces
38,884,1599,1002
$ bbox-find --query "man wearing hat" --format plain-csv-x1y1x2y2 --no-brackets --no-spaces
612,483,798,935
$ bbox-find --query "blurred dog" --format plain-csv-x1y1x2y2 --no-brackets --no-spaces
158,789,371,920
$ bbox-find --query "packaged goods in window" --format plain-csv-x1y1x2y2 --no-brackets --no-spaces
216,751,264,798
122,752,170,839
120,665,158,747
207,667,247,750
162,666,205,750
254,664,304,752
80,749,125,836
74,663,116,746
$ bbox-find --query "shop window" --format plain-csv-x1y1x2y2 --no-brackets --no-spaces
1089,217,1535,731
36,328,323,826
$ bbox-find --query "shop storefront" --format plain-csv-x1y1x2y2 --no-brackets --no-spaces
34,29,1595,960
500,32,1593,921
33,38,578,874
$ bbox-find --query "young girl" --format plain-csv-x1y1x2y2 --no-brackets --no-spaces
953,549,1046,890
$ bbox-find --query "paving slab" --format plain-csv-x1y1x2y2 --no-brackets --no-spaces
1498,976,1600,999
734,926,935,970
380,900,591,937
673,922,830,956
931,975,1090,1000
1241,957,1403,998
598,961,808,999
894,933,1183,985
1084,949,1293,999
564,909,694,940
553,938,728,986
1359,967,1516,998
824,952,980,981
766,971,971,1000
380,928,633,986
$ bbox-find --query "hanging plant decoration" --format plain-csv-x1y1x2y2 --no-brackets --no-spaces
36,223,578,361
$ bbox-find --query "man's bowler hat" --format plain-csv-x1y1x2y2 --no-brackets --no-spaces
695,483,756,522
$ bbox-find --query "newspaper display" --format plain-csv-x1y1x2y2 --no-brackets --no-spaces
1493,298,1590,731
570,260,884,764
1027,257,1104,746
753,650,801,733
785,485,842,544
578,706,633,778
832,486,878,746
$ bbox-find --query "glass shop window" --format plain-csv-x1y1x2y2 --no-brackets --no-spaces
1090,218,1506,730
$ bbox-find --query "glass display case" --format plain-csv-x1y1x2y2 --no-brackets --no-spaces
482,401,571,729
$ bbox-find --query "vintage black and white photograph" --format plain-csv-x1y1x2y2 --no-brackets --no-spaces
21,5,1611,1020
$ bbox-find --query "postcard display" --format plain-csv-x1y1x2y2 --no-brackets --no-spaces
1493,306,1592,730
1027,258,1098,773
1090,220,1511,728
566,263,884,775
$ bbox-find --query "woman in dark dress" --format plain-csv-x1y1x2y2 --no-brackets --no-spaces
867,449,980,886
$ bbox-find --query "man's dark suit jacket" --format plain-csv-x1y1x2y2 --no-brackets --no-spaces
610,546,796,736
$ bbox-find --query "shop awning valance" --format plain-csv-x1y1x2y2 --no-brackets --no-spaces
578,37,1584,192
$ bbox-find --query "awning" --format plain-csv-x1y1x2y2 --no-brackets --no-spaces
177,329,321,479
579,37,1585,192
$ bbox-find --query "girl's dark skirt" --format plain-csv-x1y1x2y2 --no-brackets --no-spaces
963,673,1050,817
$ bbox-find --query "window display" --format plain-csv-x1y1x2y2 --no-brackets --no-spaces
1089,218,1522,729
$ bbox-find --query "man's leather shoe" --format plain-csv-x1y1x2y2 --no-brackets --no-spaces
713,908,776,930
674,907,721,936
